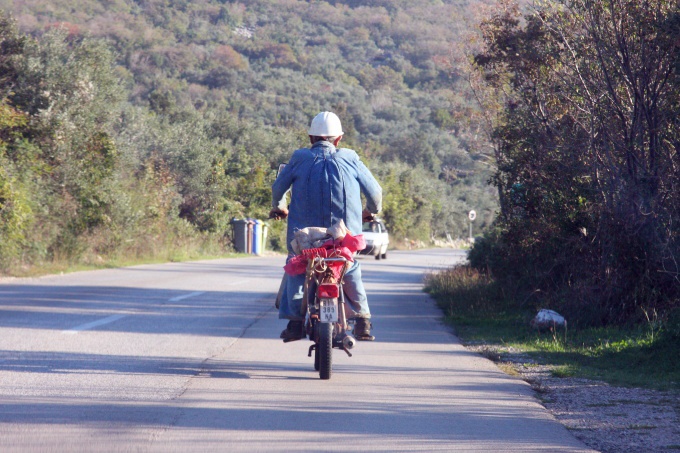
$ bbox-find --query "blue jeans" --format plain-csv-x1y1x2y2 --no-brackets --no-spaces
278,259,370,320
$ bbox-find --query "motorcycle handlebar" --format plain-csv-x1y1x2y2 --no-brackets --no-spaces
321,257,348,263
362,208,376,223
269,208,288,220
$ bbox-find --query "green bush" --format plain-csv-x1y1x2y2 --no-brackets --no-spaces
0,162,34,267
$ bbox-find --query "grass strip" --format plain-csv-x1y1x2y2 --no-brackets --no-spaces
424,265,680,390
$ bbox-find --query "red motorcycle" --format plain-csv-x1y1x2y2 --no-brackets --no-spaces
300,253,356,380
270,203,370,380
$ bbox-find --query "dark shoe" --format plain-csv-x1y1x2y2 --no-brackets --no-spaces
280,320,305,342
353,318,375,341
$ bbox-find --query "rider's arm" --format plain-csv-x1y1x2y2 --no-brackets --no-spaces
355,157,382,215
271,152,299,211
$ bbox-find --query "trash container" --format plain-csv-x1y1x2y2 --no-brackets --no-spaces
252,219,262,255
246,219,254,254
230,218,249,253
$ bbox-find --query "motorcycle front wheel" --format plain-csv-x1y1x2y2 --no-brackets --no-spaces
318,322,333,380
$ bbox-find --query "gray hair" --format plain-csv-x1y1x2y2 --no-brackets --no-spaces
310,135,340,144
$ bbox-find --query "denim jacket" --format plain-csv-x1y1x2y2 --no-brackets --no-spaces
272,140,382,254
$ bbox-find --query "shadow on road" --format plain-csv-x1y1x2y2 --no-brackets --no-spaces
0,373,566,449
0,285,275,337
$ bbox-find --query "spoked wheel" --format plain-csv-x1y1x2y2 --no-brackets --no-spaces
318,322,333,380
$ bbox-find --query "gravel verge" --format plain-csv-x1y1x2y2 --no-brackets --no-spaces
467,345,680,453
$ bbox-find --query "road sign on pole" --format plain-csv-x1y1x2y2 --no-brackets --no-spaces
468,210,476,242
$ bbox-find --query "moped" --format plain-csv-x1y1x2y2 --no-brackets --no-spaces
298,252,356,380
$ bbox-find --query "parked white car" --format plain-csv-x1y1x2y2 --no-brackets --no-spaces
360,219,389,260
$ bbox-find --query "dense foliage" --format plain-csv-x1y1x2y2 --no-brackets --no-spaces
468,0,680,326
0,1,498,271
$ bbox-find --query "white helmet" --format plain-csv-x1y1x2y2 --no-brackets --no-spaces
308,111,344,137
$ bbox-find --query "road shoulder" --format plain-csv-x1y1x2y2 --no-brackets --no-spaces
466,344,680,453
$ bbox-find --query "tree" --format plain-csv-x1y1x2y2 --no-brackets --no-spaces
470,0,680,325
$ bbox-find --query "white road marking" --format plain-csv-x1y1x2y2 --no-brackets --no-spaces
60,284,249,335
62,314,127,334
224,279,255,287
168,291,205,302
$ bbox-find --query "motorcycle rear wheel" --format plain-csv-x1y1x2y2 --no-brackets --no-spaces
318,322,333,380
314,345,320,371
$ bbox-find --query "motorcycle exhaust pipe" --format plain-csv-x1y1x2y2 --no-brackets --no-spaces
342,334,356,350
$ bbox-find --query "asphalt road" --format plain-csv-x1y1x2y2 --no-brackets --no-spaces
0,249,594,452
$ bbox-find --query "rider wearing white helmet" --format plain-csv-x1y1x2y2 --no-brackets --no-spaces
271,111,382,341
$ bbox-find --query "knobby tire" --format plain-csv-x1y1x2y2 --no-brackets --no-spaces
319,322,333,380
314,344,320,371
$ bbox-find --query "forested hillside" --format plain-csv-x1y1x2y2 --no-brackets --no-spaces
0,0,498,271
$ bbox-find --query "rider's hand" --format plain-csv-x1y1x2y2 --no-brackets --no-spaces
362,209,375,222
269,207,289,220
